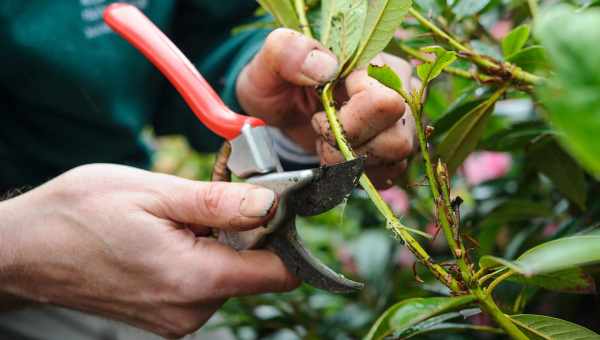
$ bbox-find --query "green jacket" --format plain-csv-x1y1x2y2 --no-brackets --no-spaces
0,0,269,190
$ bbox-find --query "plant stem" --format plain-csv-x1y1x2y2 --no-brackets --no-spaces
475,289,528,340
321,83,462,292
408,8,542,85
408,97,472,283
528,0,539,18
486,271,514,295
294,0,312,38
398,43,498,83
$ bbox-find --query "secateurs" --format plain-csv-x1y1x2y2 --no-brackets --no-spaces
104,3,365,293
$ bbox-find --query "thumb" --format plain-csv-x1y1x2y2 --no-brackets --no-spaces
151,179,277,230
239,28,339,92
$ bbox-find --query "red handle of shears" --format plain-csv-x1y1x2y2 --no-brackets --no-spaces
103,3,265,140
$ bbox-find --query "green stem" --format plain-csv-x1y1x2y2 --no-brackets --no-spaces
408,97,472,283
528,0,539,18
408,8,542,85
294,0,312,38
475,289,528,340
486,271,514,295
321,83,462,292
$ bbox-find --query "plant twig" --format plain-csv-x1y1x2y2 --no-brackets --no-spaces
294,0,313,38
476,289,528,340
321,83,462,292
408,8,542,85
486,271,514,295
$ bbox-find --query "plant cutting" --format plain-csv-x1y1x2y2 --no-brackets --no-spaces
216,0,600,339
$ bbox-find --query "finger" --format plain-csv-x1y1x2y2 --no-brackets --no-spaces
366,161,408,189
311,81,405,146
196,240,300,298
315,115,415,166
240,28,338,92
151,179,278,231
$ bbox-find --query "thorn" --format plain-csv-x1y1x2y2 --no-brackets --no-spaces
412,262,425,283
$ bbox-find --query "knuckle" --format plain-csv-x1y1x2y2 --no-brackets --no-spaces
196,183,227,219
371,89,405,116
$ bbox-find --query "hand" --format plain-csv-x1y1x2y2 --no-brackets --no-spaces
0,164,298,338
237,28,418,188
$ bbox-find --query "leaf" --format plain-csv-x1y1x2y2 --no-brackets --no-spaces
343,0,412,76
509,268,597,294
437,87,505,175
528,137,587,210
480,199,553,227
510,314,600,339
397,309,491,338
480,235,600,276
535,6,600,176
364,295,476,340
321,0,368,64
368,64,404,92
451,0,492,19
502,25,531,58
481,121,552,151
416,46,457,84
401,323,503,338
506,46,550,73
256,0,300,30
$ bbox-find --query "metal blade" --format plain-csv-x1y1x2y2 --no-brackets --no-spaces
266,216,364,294
291,157,365,217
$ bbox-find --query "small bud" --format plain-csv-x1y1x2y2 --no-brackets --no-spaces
425,125,435,138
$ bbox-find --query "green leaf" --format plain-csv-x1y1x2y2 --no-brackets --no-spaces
343,0,412,76
364,295,476,340
368,64,404,93
480,235,600,276
256,0,300,30
437,88,505,175
506,46,550,73
321,0,368,64
396,309,502,338
510,314,600,339
452,0,492,19
351,230,393,282
528,137,587,210
480,200,553,227
416,46,457,84
502,25,531,58
535,6,600,176
481,121,552,151
509,268,597,294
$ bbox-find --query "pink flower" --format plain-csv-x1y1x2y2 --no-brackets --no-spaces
490,20,513,41
463,152,512,186
380,186,410,215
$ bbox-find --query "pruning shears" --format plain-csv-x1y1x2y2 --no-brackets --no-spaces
104,3,365,293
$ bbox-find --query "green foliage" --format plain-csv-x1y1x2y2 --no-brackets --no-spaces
256,0,300,29
364,296,477,340
535,6,600,176
320,0,368,65
367,64,404,93
343,0,412,75
510,314,600,339
416,46,457,85
501,25,530,58
437,87,506,175
451,0,491,19
481,235,600,276
527,137,587,210
509,268,596,294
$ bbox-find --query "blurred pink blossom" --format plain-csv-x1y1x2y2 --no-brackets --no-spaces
463,152,512,186
490,20,513,40
380,186,410,215
395,247,416,268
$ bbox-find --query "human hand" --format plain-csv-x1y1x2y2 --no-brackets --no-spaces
236,28,418,188
0,164,298,338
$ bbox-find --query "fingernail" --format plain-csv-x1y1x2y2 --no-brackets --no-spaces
240,188,276,218
301,50,339,83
